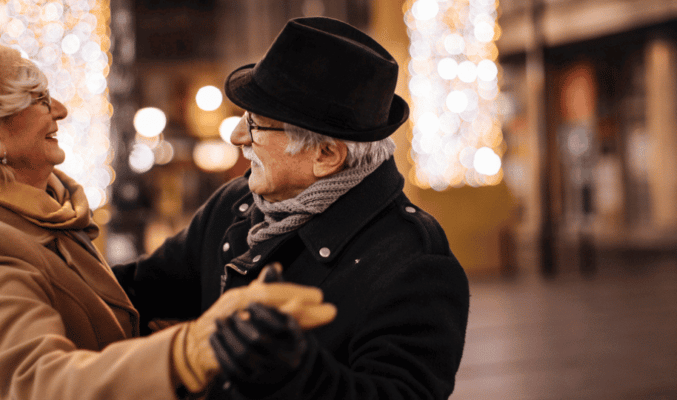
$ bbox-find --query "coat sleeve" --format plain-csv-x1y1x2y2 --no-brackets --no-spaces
113,221,205,330
224,254,470,400
0,235,181,400
113,179,245,329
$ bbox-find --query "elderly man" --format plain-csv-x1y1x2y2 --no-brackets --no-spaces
114,17,469,399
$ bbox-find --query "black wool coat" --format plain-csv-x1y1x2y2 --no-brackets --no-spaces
114,158,470,400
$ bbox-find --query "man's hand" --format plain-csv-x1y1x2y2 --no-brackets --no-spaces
210,303,308,387
171,264,336,394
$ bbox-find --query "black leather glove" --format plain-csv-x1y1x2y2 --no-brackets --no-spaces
209,302,308,388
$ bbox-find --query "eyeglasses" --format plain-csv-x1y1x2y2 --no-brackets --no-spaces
245,112,285,144
31,90,52,112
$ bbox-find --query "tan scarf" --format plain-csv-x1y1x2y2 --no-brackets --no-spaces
0,169,98,238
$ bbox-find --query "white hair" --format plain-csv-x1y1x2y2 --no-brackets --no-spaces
282,123,396,169
0,45,48,182
0,46,48,119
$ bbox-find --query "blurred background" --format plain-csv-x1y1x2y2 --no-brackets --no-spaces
2,0,676,398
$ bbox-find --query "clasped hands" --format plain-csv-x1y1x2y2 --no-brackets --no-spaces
172,263,336,394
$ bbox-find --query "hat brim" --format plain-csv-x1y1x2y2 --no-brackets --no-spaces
225,64,409,142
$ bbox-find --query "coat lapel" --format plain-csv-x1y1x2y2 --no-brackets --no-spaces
223,159,404,290
0,207,139,337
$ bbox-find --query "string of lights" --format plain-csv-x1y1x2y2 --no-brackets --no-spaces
404,0,505,189
1,0,113,209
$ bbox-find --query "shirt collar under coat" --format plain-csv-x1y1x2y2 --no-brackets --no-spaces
228,157,404,272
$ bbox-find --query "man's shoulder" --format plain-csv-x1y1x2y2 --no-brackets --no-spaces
392,195,451,255
358,192,452,258
338,192,466,294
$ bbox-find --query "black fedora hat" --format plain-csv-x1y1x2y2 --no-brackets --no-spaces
225,17,409,142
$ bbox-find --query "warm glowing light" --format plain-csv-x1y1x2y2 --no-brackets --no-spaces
409,75,432,97
1,0,114,208
457,61,477,83
437,58,458,80
84,186,106,210
154,140,175,165
135,133,160,149
193,140,240,172
7,18,26,38
405,0,505,188
134,107,167,137
107,234,137,265
444,34,465,55
61,34,80,54
219,116,242,144
196,85,223,111
473,19,495,43
473,147,501,175
477,60,498,81
459,146,476,169
411,0,439,21
446,91,468,113
42,3,64,21
129,143,155,173
416,112,440,135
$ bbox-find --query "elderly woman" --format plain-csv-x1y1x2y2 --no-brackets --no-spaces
0,44,334,400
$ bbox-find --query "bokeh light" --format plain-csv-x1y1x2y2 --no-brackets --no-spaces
195,85,223,111
411,0,439,21
219,116,242,144
153,140,174,165
129,143,155,173
193,140,240,172
437,58,458,80
128,130,174,172
133,107,167,137
0,0,114,208
405,0,505,189
473,146,502,176
107,233,137,265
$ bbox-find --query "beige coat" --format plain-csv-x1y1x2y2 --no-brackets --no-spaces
0,205,180,400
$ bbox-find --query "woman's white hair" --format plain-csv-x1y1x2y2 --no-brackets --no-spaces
0,45,48,119
283,123,396,169
0,45,48,182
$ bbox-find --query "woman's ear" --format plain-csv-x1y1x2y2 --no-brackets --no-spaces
313,141,347,178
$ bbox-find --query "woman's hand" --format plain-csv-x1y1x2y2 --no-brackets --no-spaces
171,264,336,394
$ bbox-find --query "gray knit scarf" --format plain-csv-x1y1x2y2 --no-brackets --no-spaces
247,159,384,247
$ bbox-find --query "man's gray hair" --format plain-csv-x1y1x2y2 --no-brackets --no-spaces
283,123,396,168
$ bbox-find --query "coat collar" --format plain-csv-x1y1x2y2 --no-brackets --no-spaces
0,169,97,233
229,157,403,270
297,157,404,262
0,206,138,323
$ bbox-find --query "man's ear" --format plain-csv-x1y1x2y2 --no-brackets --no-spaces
313,141,347,178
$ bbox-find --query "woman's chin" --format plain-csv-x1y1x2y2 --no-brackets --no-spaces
48,151,67,166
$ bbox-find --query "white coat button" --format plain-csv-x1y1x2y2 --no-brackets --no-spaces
319,247,331,258
405,206,416,213
239,203,249,212
252,255,261,262
222,242,230,252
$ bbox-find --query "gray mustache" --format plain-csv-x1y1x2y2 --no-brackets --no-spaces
242,146,262,166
